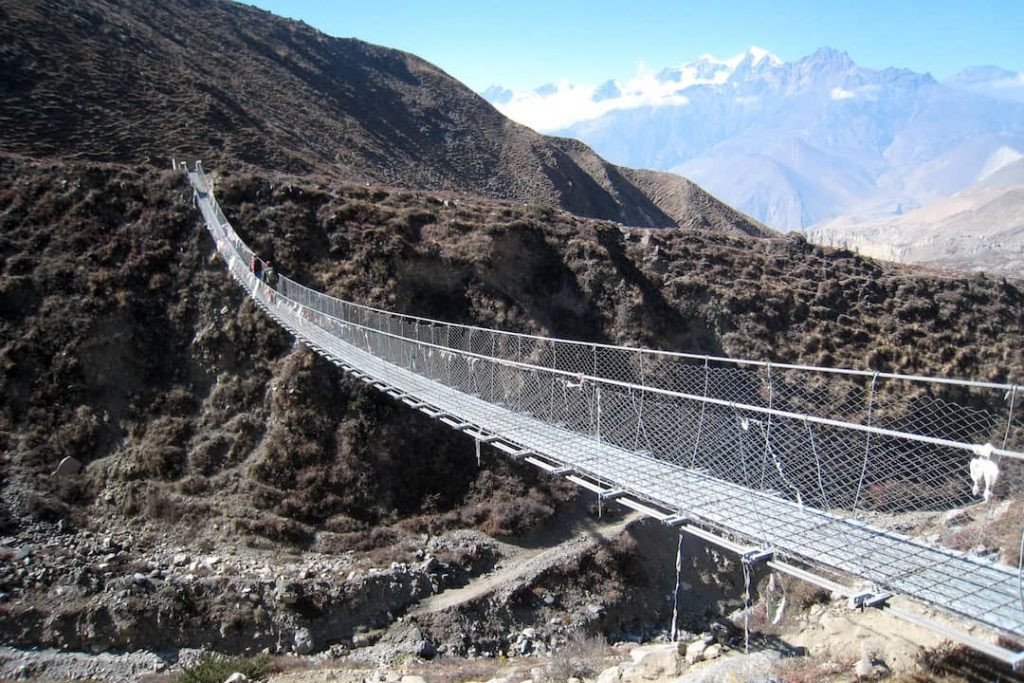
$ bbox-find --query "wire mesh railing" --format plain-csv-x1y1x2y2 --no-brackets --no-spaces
185,162,1024,648
187,163,1022,522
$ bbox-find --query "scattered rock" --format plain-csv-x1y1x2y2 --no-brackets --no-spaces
357,624,435,663
970,544,998,559
188,560,213,577
629,643,680,678
224,673,250,683
293,628,314,655
943,509,971,526
993,500,1013,518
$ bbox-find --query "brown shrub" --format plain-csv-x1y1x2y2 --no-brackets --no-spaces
538,632,612,683
144,490,182,521
234,515,314,546
22,490,72,522
177,474,210,495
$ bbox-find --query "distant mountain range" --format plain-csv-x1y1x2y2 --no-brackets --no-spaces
482,48,1024,272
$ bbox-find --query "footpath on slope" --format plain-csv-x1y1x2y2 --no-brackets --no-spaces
410,511,641,616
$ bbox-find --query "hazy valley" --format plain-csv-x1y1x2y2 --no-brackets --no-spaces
486,46,1024,273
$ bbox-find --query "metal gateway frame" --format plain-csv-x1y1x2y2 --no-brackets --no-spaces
183,161,1024,668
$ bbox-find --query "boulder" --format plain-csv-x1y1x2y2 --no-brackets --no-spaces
675,651,781,682
855,655,873,679
53,456,82,478
293,627,314,655
630,643,681,678
595,665,622,683
685,639,707,664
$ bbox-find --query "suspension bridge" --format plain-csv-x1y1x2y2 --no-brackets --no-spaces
182,162,1024,668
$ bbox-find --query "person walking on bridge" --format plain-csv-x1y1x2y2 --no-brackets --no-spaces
263,260,279,302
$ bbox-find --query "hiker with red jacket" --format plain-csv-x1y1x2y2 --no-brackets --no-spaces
250,254,263,282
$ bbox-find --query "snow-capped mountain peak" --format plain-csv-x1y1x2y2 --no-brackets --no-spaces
481,46,1024,263
658,46,782,86
481,47,784,131
745,45,783,67
725,45,783,74
727,46,784,82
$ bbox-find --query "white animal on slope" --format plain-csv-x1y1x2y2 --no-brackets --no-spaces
969,443,1000,502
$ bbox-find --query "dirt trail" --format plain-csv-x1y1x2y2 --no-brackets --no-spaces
412,511,641,615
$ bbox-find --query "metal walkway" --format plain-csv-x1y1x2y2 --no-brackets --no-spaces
182,162,1024,667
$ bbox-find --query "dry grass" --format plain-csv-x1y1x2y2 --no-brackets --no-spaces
405,657,512,683
895,642,1024,683
774,649,857,683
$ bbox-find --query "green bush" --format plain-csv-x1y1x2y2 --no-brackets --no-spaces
179,653,271,683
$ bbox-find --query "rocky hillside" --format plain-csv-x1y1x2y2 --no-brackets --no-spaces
617,166,777,237
0,153,1021,660
0,0,768,235
2,154,1021,540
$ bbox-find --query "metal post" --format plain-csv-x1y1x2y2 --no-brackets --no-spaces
690,357,710,468
671,530,684,642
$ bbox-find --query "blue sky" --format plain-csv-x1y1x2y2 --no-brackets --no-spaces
241,1,1024,92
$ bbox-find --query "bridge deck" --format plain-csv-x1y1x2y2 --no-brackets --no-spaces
270,297,1024,637
187,169,1024,664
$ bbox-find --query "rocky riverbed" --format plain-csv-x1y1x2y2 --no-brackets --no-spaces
0,513,495,671
2,501,1019,682
0,507,685,681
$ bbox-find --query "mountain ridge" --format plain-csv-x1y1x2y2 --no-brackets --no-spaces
0,0,769,237
484,46,1024,247
808,159,1024,273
